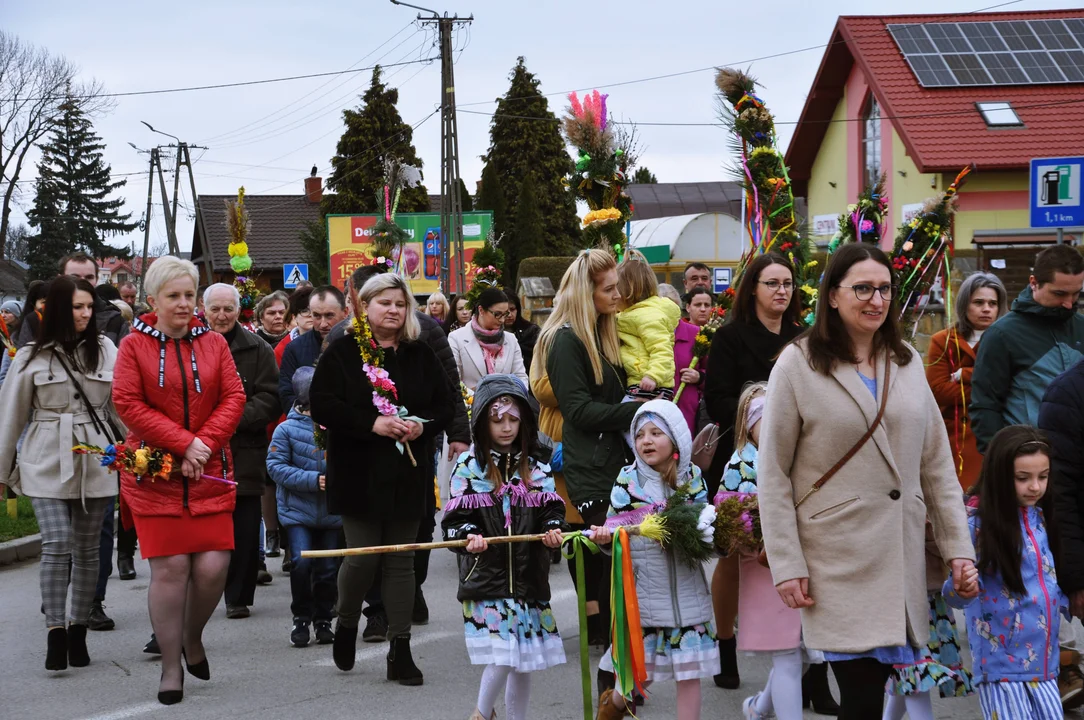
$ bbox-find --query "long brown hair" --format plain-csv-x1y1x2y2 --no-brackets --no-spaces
973,425,1059,596
804,243,912,375
729,252,801,327
473,394,538,489
30,277,102,372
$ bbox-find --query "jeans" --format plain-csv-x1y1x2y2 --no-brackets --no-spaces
94,496,115,601
337,515,419,637
362,502,437,619
284,525,340,622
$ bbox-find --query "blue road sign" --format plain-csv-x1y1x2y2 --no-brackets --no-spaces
1030,157,1083,228
283,264,309,289
713,267,732,294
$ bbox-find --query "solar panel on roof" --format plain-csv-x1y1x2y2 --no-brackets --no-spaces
888,18,1084,87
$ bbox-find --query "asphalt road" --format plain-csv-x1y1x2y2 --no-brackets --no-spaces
2,539,985,720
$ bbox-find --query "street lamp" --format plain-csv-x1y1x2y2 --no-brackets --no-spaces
141,121,181,145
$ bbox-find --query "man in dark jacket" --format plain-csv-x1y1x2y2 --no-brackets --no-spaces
972,245,1084,454
278,286,346,411
1039,358,1084,708
205,283,281,618
328,265,470,636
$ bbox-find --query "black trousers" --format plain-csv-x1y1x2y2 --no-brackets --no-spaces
116,512,137,556
566,505,612,641
225,495,263,607
829,659,892,720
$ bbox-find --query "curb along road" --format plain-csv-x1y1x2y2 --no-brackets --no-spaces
0,533,41,567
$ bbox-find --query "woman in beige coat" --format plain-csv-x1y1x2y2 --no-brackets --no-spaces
0,277,120,672
757,244,978,719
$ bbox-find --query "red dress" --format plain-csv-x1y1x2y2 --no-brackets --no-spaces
113,314,247,558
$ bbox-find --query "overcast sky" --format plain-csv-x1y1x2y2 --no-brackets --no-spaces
6,0,1081,258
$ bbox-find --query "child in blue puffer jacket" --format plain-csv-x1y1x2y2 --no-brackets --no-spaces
943,425,1068,720
267,366,342,649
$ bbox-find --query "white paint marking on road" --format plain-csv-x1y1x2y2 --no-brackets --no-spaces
309,629,459,667
79,700,172,720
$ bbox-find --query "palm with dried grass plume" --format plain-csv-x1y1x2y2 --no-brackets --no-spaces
562,91,636,258
716,68,818,324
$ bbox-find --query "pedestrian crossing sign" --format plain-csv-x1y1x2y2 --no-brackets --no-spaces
283,264,309,289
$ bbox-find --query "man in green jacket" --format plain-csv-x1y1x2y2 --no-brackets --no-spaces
971,245,1084,455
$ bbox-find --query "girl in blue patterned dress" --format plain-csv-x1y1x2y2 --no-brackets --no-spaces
441,375,566,720
591,399,719,720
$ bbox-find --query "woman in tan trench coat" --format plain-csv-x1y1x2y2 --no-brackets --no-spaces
757,243,978,719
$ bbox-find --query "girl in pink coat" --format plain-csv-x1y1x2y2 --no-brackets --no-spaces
714,383,824,720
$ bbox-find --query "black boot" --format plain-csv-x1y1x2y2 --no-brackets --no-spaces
68,624,90,667
332,621,357,671
386,634,424,686
46,627,68,671
802,662,840,716
118,553,136,580
713,635,740,689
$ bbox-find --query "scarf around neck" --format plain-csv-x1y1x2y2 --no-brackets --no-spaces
471,316,505,373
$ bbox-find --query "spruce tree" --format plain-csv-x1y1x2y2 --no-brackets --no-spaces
482,58,580,257
25,176,72,281
457,178,474,212
30,96,136,264
633,167,658,184
506,174,544,286
475,163,506,239
322,67,429,216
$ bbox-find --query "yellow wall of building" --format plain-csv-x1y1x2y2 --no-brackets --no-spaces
944,169,1029,251
889,130,940,228
806,95,849,236
955,171,1028,192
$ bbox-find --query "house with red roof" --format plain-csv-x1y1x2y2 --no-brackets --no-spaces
786,9,1084,292
97,256,158,288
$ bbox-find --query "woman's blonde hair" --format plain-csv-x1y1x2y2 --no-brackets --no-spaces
426,291,449,319
617,250,658,308
144,255,198,299
733,381,767,450
534,249,621,385
358,273,420,342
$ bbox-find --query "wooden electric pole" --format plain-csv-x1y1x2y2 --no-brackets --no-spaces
391,1,472,293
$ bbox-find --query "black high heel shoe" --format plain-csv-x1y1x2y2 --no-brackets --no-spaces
158,672,184,706
802,663,840,716
46,627,68,671
182,648,210,681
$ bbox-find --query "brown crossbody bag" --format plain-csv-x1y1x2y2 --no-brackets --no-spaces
793,355,891,510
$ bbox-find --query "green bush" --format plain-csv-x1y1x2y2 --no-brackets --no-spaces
517,256,577,293
0,495,39,543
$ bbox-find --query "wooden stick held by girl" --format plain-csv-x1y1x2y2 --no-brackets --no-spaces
441,374,567,720
943,425,1066,720
591,400,718,720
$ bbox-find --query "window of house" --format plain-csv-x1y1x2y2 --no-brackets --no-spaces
976,101,1023,127
862,96,882,188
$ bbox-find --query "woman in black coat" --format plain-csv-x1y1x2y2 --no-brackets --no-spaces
701,252,837,713
503,291,541,377
310,273,453,684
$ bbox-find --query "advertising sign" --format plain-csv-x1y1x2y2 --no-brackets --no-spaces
326,212,493,294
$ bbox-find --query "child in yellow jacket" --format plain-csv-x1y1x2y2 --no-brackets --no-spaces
616,253,680,401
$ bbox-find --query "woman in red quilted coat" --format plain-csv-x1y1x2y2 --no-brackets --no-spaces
112,256,246,706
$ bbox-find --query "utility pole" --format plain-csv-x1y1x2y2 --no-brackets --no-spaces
391,1,472,293
139,122,213,284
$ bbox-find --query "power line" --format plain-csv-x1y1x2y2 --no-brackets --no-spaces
456,0,1027,109
3,57,437,102
201,21,420,145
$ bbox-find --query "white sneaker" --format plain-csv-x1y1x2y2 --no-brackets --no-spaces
742,693,775,719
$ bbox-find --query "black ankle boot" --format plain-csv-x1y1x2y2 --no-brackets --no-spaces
46,627,68,671
713,635,740,689
597,668,616,697
68,624,90,667
386,634,423,686
332,621,357,671
802,662,840,716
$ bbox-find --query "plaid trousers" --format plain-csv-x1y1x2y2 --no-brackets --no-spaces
31,496,112,627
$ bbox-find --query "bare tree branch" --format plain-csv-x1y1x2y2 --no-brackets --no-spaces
0,30,109,258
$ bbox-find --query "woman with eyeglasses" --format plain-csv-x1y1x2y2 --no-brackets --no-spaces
756,243,975,719
441,288,528,487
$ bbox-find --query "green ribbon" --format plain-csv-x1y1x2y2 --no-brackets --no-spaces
562,530,601,720
394,408,427,456
610,531,633,700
